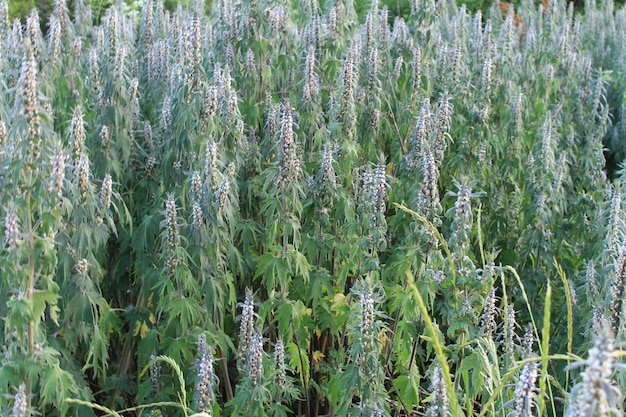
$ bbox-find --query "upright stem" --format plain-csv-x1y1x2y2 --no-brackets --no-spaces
292,319,310,417
25,178,35,417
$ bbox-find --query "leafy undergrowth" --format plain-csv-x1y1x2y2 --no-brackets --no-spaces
1,0,626,416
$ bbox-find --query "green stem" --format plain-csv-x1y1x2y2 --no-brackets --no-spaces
25,181,35,417
405,270,463,417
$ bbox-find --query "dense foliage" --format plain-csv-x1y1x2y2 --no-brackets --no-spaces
1,0,626,416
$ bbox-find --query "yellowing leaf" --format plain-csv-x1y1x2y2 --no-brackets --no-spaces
133,320,150,338
332,293,346,309
312,350,325,363
314,327,321,338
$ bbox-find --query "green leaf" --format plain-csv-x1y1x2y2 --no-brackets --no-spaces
40,365,78,410
394,371,420,412
457,351,485,399
255,251,290,290
287,341,310,385
32,288,59,326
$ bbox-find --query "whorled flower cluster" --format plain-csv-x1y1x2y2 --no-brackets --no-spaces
479,288,499,338
48,146,65,196
247,330,264,386
10,383,27,417
237,288,256,371
76,153,92,200
161,95,172,132
48,16,61,59
348,275,386,408
303,47,319,104
0,120,6,147
17,47,41,153
203,86,218,119
191,170,202,198
162,195,180,270
149,352,161,394
427,365,449,417
204,139,219,189
70,105,85,162
277,103,302,186
339,44,358,117
274,338,286,390
100,174,113,210
566,324,622,417
311,143,337,200
100,125,111,149
191,201,203,230
4,205,20,251
416,150,441,218
195,334,217,414
356,279,377,356
449,183,473,253
75,258,89,276
509,362,539,417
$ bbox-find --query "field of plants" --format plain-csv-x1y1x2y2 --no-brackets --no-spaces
2,0,626,415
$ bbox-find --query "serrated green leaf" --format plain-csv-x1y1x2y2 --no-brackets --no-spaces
40,365,77,410
287,341,310,385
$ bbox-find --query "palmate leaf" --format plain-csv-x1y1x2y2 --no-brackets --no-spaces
133,213,159,254
32,286,59,326
394,371,421,412
287,246,311,284
7,296,33,332
255,250,290,290
40,362,78,411
287,341,310,385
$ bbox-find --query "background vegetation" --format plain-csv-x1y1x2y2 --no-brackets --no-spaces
2,0,626,416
